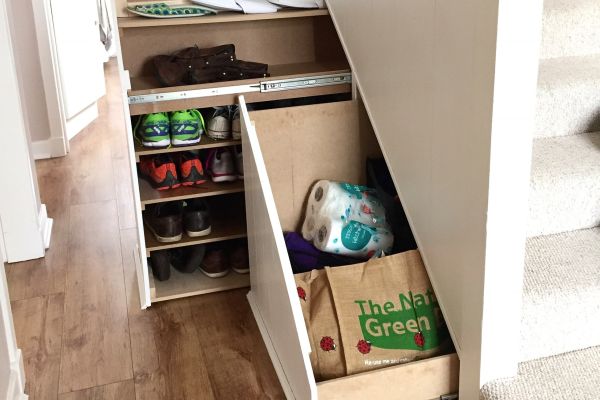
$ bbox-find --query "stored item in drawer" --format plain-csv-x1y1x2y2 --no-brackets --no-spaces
127,3,215,18
284,231,361,273
153,45,269,87
295,250,449,380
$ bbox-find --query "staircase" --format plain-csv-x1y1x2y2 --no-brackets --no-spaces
480,0,600,398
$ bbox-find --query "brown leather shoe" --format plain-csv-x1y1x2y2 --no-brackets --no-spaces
230,241,249,274
200,248,229,278
149,250,171,281
144,201,183,243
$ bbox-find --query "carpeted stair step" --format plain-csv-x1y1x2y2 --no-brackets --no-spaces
480,345,600,400
520,228,600,362
534,54,600,139
528,132,600,237
541,0,600,60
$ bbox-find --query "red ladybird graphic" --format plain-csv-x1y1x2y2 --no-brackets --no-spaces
320,336,337,352
356,339,371,354
361,204,373,214
414,332,425,348
297,287,306,301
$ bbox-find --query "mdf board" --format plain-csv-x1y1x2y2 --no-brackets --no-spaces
327,0,543,395
241,98,459,398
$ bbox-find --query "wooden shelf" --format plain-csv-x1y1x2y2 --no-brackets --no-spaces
134,137,240,161
139,178,244,207
118,9,329,29
128,61,351,115
149,267,249,302
144,212,246,255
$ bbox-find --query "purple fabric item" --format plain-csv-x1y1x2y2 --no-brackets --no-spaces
284,232,361,273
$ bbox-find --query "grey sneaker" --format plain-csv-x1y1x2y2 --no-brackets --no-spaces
231,106,241,140
206,148,237,182
206,106,231,140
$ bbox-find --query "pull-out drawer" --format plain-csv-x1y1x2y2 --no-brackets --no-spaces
239,97,459,399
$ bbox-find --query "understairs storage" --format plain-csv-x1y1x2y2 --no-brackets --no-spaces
481,0,600,398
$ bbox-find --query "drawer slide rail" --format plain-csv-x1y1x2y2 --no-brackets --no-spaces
127,72,352,105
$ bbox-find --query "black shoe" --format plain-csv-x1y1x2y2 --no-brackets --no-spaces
150,250,171,281
144,201,184,243
171,245,206,273
184,199,211,237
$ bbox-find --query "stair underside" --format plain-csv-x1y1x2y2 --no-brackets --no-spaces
527,131,600,237
534,54,600,139
480,345,600,400
520,227,600,361
541,0,600,59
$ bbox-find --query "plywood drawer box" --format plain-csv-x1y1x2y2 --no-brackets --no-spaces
239,98,460,399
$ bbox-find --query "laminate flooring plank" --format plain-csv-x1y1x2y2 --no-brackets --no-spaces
188,290,285,400
12,294,64,400
58,380,135,400
59,200,133,393
112,158,136,230
128,300,216,400
120,228,215,400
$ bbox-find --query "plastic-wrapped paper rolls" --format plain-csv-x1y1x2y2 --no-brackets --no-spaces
301,214,318,241
313,216,394,258
307,179,387,226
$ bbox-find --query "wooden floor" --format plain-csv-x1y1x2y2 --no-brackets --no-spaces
5,60,285,400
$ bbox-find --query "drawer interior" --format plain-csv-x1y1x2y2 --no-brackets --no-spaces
249,100,459,396
119,15,348,93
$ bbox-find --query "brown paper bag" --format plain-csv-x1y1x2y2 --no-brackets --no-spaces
294,251,448,379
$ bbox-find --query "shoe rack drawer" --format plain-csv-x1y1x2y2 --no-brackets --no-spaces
118,12,351,114
239,98,459,399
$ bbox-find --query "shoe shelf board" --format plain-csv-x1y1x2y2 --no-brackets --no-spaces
134,137,241,161
139,178,245,207
144,214,247,256
149,267,250,302
118,9,330,29
127,62,351,115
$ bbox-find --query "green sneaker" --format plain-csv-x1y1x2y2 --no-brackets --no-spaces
170,109,204,146
135,113,170,148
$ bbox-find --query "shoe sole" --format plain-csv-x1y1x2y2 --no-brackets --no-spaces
142,139,170,148
211,175,237,183
145,222,183,243
207,130,231,140
172,137,201,146
232,267,249,274
186,226,212,237
199,266,230,278
142,170,180,191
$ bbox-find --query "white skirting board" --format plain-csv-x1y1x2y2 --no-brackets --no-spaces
66,102,98,140
5,349,27,400
247,291,295,400
31,137,67,160
38,204,53,249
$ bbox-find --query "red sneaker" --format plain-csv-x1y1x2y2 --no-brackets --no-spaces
139,155,180,190
178,151,207,186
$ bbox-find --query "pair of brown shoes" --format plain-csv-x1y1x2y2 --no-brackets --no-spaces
144,199,211,243
199,240,249,278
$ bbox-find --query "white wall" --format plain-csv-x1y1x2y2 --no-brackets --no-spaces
1,0,52,263
327,0,542,397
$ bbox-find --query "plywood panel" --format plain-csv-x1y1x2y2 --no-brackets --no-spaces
250,100,381,232
59,200,133,393
120,16,345,77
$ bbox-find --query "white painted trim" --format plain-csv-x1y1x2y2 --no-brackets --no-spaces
38,204,53,250
66,102,98,140
6,350,27,400
247,292,295,400
31,137,68,160
31,0,69,156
